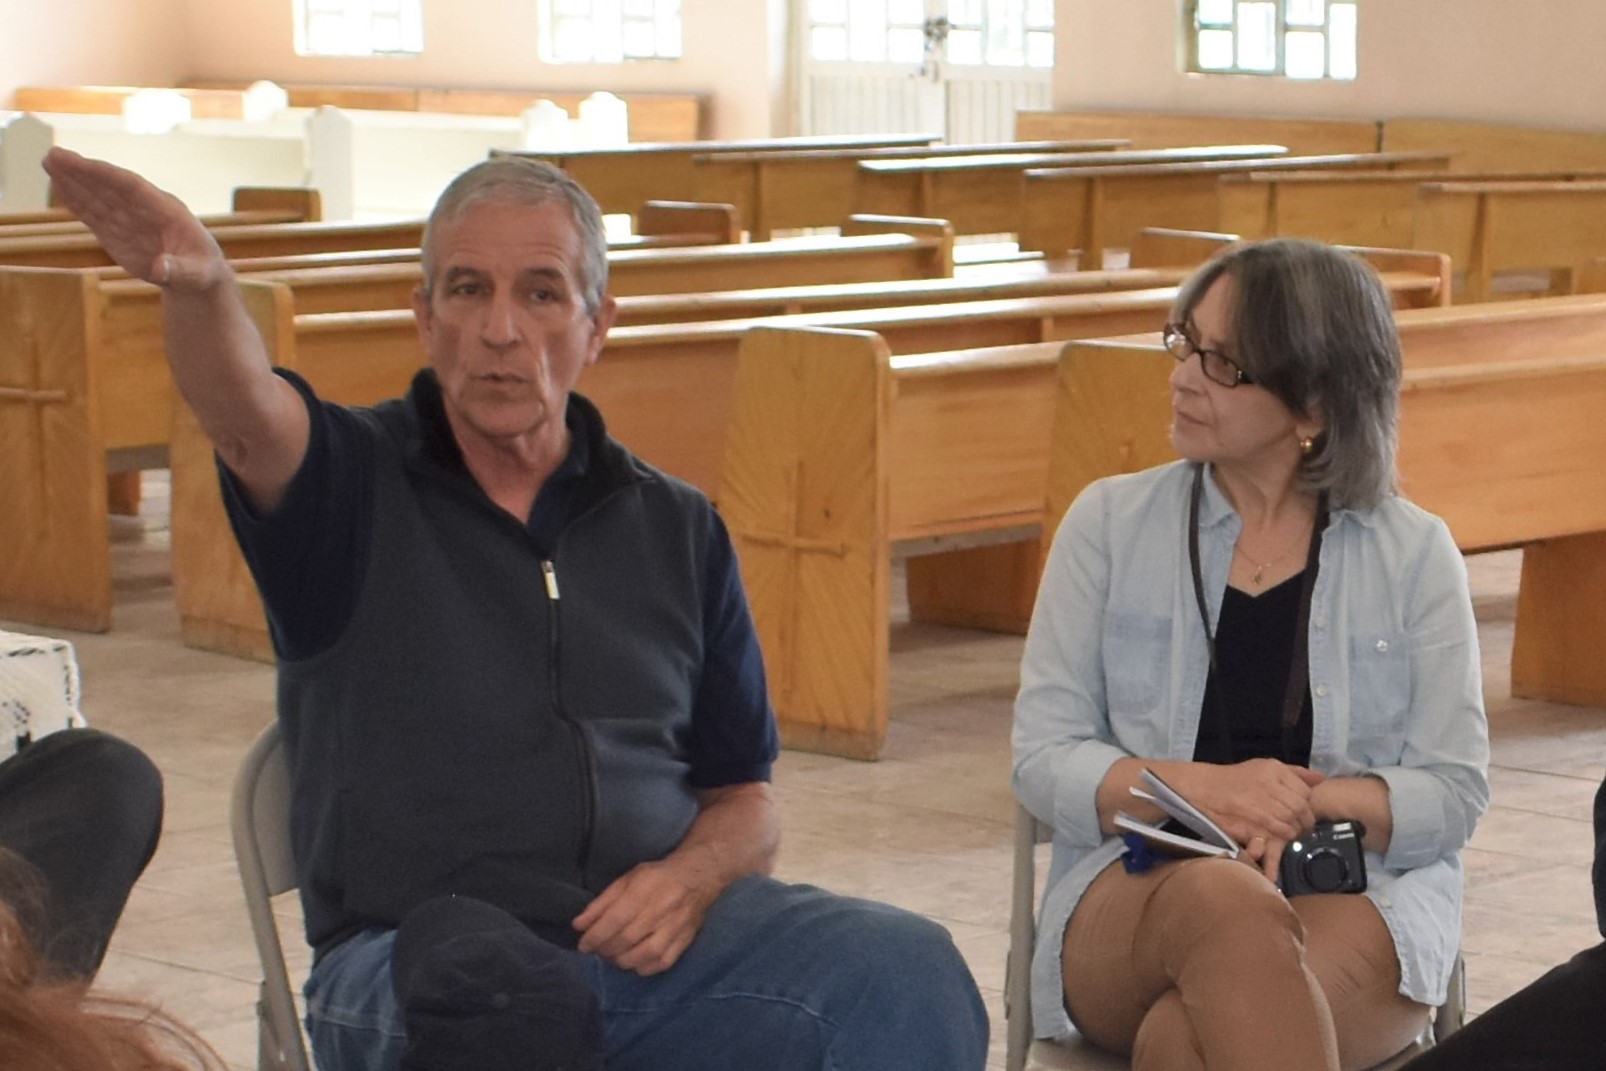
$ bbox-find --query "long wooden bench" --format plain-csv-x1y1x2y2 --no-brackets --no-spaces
1380,118,1606,174
1016,110,1381,156
498,133,942,218
13,85,263,121
0,218,427,270
687,139,1128,239
161,255,1447,665
1016,151,1456,264
0,213,953,635
170,288,1194,660
1411,181,1606,301
182,81,710,143
1045,299,1606,722
852,144,1291,236
1217,169,1606,248
714,290,1606,757
0,186,323,234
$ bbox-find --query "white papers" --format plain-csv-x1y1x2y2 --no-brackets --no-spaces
1113,767,1240,859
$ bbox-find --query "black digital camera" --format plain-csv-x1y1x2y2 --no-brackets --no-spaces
1279,820,1367,897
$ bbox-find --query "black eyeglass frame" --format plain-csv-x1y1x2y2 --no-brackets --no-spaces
1162,322,1256,389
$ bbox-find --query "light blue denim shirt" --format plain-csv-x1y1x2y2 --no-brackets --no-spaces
1012,460,1491,1041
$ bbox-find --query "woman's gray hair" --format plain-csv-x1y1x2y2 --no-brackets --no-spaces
1171,237,1401,511
420,155,609,315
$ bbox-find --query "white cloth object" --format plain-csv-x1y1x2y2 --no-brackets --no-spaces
0,630,87,760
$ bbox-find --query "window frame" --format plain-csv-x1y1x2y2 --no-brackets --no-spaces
539,0,684,64
1183,0,1357,81
293,0,424,58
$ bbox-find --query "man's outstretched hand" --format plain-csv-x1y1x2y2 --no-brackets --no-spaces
41,147,229,291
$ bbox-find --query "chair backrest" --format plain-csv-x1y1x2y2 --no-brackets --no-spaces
1005,801,1465,1071
230,721,312,1071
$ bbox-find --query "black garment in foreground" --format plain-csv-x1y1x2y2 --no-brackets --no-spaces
0,728,163,979
394,895,603,1071
1402,776,1606,1071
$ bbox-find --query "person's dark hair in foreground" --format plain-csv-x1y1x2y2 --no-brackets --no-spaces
0,850,224,1071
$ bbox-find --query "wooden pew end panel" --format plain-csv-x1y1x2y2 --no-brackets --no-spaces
1511,532,1606,708
720,327,893,761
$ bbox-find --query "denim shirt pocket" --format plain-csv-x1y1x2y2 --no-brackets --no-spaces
1346,630,1411,763
1104,611,1172,718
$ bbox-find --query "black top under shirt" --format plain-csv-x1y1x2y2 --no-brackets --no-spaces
1192,572,1315,767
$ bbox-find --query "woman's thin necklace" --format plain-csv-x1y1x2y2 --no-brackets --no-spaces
1234,536,1304,586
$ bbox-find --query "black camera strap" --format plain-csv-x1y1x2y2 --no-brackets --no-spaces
1187,464,1328,762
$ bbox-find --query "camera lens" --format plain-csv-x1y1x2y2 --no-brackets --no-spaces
1301,847,1349,893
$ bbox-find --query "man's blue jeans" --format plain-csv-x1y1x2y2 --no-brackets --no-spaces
305,875,989,1070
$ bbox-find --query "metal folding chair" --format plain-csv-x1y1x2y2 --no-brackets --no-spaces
231,721,312,1071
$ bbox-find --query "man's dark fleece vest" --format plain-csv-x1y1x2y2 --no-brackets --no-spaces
277,391,707,957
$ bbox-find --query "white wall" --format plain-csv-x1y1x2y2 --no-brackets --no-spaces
0,0,189,106
1053,0,1606,133
180,0,786,140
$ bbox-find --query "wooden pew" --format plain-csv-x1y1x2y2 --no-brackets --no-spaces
0,218,426,270
1380,118,1606,174
498,133,942,219
1016,152,1455,264
1016,110,1381,156
169,287,1187,660
185,80,710,142
1046,297,1606,717
688,139,1128,239
1217,169,1606,248
718,291,1606,757
13,85,259,120
1411,181,1606,301
164,256,1446,665
852,144,1291,236
0,214,947,636
0,187,323,236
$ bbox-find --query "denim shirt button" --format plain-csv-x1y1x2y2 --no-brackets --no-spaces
1314,683,1329,698
1375,639,1390,652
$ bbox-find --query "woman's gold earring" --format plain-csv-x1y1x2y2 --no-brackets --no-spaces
1299,436,1315,456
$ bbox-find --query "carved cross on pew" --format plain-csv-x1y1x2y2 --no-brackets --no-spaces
0,334,72,522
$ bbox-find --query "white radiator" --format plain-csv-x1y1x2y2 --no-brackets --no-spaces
804,70,1051,144
943,76,1052,144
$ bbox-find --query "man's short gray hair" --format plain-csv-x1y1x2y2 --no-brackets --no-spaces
1171,237,1401,511
420,155,609,315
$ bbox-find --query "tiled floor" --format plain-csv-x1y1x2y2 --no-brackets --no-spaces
7,482,1602,1070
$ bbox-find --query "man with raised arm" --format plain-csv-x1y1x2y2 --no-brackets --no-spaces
43,147,988,1071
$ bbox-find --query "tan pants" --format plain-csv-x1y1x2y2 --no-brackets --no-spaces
1062,856,1429,1071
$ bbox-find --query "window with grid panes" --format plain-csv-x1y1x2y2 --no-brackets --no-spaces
294,0,423,57
806,0,1052,68
1188,0,1356,80
541,0,682,63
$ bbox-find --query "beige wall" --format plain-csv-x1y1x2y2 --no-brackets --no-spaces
9,1,1602,142
1053,0,1606,132
179,0,785,140
0,0,188,105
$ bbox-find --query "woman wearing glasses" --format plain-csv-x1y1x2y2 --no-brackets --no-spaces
1013,238,1490,1070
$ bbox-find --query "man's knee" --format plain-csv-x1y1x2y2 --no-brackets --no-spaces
29,729,163,842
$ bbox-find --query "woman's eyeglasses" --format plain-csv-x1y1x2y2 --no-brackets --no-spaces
1162,323,1255,389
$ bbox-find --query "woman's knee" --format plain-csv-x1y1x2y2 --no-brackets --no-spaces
1149,858,1302,945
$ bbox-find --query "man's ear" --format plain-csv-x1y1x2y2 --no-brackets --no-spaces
411,285,434,343
584,295,617,366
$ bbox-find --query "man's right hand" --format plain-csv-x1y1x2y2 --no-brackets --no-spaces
41,147,229,292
